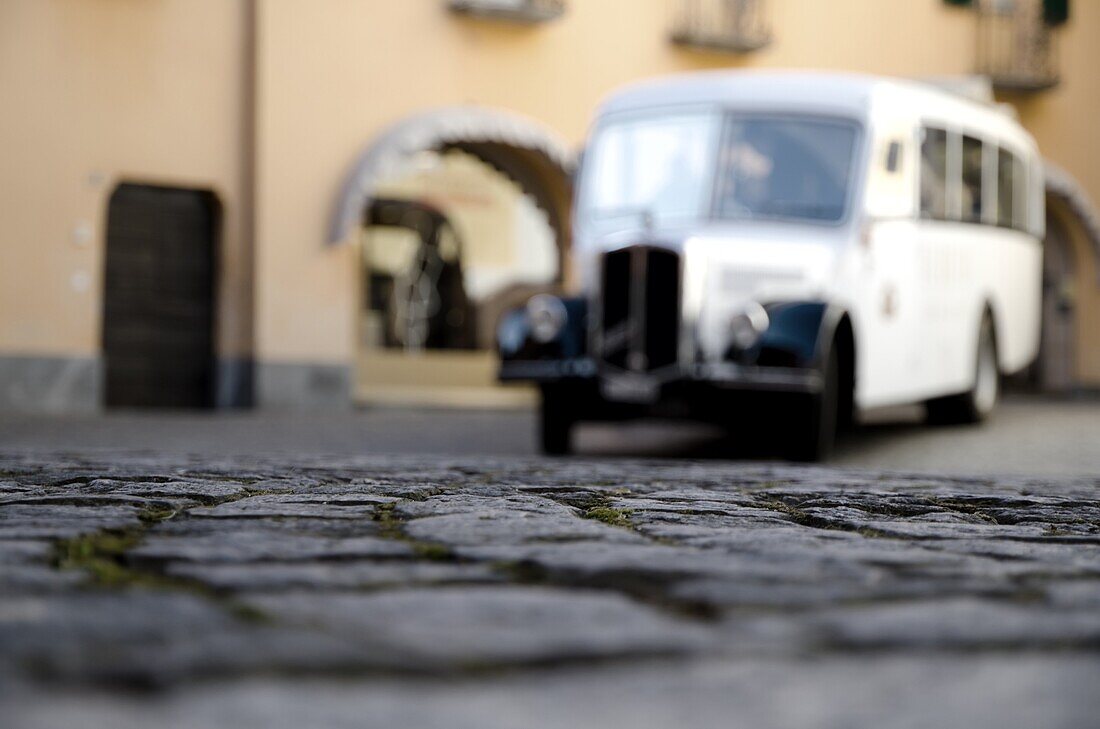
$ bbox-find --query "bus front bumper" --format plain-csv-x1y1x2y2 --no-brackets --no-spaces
499,358,823,403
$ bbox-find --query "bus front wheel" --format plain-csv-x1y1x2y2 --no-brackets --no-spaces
539,385,575,456
787,343,840,463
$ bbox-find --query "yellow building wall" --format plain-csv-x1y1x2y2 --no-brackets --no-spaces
1012,1,1100,223
0,0,250,360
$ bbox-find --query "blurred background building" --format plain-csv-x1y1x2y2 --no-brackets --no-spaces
1,0,1098,412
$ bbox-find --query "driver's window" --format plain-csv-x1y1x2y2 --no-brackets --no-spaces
714,116,857,223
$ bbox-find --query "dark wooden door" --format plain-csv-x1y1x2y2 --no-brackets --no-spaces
103,184,216,408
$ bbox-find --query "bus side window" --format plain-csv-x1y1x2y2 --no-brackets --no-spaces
961,135,984,224
997,147,1017,229
1014,156,1030,232
920,127,948,219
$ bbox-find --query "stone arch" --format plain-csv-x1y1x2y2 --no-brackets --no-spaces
328,105,576,279
1034,160,1100,391
1044,160,1100,283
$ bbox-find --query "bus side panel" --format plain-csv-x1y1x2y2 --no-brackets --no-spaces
940,225,1041,388
917,220,973,398
991,234,1043,374
849,219,930,410
926,224,1041,395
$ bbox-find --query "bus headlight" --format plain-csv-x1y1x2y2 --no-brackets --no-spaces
527,294,568,344
728,302,770,350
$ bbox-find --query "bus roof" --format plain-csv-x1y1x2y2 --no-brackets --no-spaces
596,70,1037,153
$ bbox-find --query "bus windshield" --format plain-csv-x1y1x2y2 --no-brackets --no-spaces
581,112,860,227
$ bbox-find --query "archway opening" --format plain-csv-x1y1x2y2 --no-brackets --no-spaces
1037,207,1078,391
332,108,575,406
1024,163,1100,393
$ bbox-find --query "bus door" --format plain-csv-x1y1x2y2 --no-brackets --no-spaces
856,124,924,407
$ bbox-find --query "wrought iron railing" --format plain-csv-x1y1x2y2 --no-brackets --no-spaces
670,0,771,53
448,0,565,24
976,0,1060,91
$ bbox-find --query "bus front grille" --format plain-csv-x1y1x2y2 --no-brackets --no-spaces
599,246,680,372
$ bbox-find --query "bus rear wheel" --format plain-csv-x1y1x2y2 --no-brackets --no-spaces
926,314,999,425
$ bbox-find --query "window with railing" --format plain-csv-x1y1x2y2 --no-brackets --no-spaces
975,0,1063,91
448,0,565,24
670,0,771,53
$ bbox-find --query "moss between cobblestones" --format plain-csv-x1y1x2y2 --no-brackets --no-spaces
372,502,404,539
137,504,179,524
54,529,145,587
756,498,814,525
54,502,182,588
51,496,273,623
54,531,273,624
583,505,635,529
757,497,892,539
412,542,455,561
929,497,1001,524
373,502,456,562
571,491,636,531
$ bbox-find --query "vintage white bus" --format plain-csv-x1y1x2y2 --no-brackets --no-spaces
498,71,1045,460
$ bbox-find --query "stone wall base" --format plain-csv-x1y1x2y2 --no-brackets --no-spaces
254,360,351,410
0,354,101,413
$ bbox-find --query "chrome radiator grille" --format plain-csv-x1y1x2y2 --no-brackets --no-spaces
598,246,681,372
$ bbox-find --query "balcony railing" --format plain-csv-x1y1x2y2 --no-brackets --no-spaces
670,0,771,53
976,0,1060,92
448,0,565,24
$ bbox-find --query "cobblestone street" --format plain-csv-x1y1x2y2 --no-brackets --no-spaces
2,450,1099,727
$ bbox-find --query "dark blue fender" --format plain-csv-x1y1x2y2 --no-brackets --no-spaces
497,297,588,362
727,301,849,370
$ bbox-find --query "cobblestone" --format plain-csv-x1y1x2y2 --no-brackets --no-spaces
1,451,1098,727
